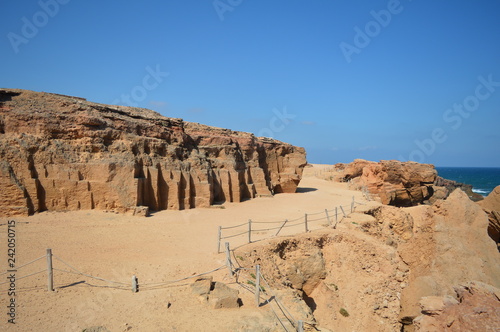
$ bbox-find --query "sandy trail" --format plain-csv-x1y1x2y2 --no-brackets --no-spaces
0,165,367,331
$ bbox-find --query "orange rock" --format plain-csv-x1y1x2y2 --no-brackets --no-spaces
0,89,307,216
337,159,437,207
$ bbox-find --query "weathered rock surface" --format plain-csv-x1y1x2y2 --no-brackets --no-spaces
413,281,500,332
434,176,484,202
236,231,408,332
208,282,240,309
0,88,306,216
398,189,500,322
478,185,500,249
336,159,437,207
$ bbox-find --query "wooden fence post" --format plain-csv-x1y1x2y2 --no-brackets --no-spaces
325,209,331,225
132,275,138,293
46,248,54,292
255,265,261,307
248,219,252,243
275,219,288,236
298,320,304,332
335,207,338,224
225,242,234,277
351,196,354,213
217,226,222,254
340,205,346,218
304,214,309,232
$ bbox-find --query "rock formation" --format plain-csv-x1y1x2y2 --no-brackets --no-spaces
434,176,484,202
233,188,500,331
478,185,500,250
413,282,500,332
0,88,307,217
397,189,500,326
336,159,437,207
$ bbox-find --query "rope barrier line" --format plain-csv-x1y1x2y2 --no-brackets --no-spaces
53,255,129,286
0,269,47,286
218,200,361,248
221,231,250,240
252,225,283,232
0,255,46,275
259,272,297,329
306,216,327,222
140,265,226,288
251,220,286,224
306,210,325,216
260,274,296,323
220,221,249,230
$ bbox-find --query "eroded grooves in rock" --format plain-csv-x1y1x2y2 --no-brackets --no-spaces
0,88,307,216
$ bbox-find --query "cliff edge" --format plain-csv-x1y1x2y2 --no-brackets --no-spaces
0,88,307,216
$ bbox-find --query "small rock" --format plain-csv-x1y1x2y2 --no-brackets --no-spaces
208,282,240,309
190,276,213,302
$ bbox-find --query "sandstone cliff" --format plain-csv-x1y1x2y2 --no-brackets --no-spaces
0,88,307,216
336,159,437,207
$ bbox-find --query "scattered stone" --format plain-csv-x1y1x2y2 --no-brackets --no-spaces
190,276,213,303
82,327,110,332
208,282,240,309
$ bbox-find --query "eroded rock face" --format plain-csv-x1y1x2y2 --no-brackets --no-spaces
398,189,500,320
413,282,500,332
478,185,500,250
0,89,307,216
337,159,437,207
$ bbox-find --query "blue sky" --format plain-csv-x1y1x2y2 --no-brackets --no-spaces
1,0,499,167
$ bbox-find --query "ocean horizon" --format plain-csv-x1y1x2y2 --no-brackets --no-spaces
435,167,500,197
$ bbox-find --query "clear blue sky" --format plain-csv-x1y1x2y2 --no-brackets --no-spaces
1,0,499,167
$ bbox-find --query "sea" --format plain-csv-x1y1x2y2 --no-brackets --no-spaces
435,167,500,197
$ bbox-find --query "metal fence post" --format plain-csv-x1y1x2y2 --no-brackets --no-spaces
298,320,304,332
304,214,309,232
255,265,261,307
217,226,222,254
225,242,234,277
248,219,252,243
132,275,138,293
46,248,54,292
325,209,331,225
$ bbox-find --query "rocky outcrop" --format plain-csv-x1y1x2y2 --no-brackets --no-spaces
0,88,307,216
413,282,500,332
478,185,500,250
434,176,484,202
336,159,437,207
398,189,500,324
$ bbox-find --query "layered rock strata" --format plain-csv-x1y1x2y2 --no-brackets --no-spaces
336,159,437,207
0,89,306,216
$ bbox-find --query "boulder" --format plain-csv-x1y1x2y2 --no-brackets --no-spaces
0,89,307,216
208,282,240,309
190,276,213,302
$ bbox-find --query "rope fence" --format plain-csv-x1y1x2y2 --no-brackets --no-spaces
217,196,361,253
0,249,227,294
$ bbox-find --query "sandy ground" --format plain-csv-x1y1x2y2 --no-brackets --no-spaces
0,165,368,332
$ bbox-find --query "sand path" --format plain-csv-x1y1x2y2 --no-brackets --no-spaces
0,165,367,331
